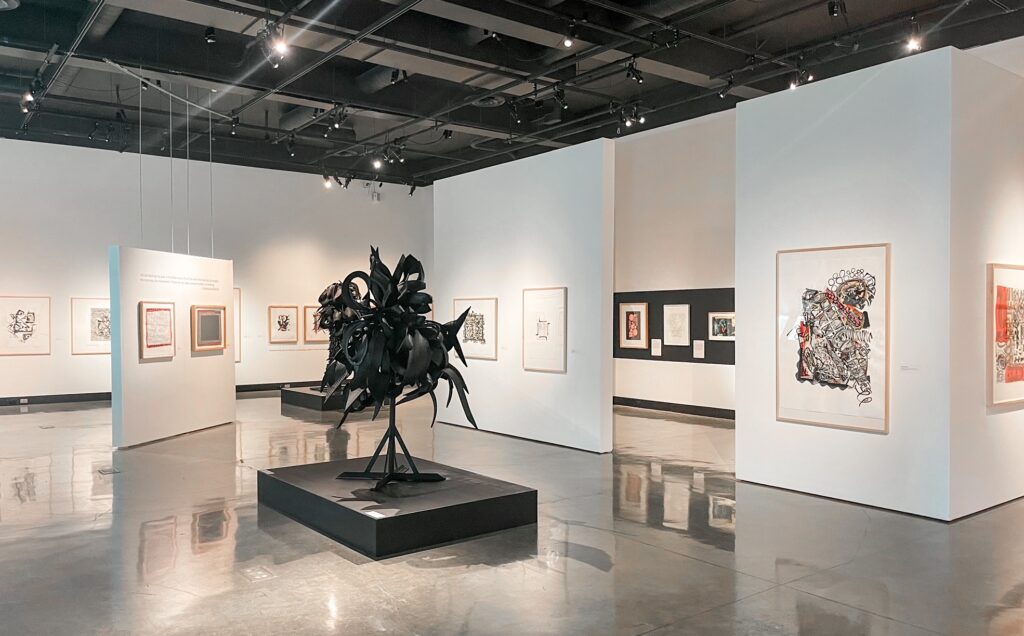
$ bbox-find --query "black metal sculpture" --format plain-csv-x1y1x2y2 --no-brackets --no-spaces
316,247,476,490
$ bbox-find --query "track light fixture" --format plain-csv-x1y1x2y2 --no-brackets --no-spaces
408,184,417,197
554,86,568,110
343,175,353,189
626,59,644,84
323,174,333,189
19,89,33,113
205,26,216,44
618,104,646,129
258,21,287,68
906,16,922,52
718,78,734,99
442,129,453,140
509,102,521,124
285,133,296,157
562,21,577,48
230,117,238,136
372,157,383,170
87,122,99,141
333,106,346,129
827,0,847,18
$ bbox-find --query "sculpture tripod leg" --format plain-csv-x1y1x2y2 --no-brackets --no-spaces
336,397,444,490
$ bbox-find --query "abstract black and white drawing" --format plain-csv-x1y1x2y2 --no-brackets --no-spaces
453,297,497,360
777,244,889,433
663,304,691,347
523,287,567,373
71,297,111,355
268,305,299,344
0,296,50,356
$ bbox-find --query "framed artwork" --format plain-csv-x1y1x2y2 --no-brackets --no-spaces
523,287,567,373
618,302,648,350
988,264,1024,406
708,312,736,341
190,305,226,353
268,305,299,344
139,301,175,360
663,304,691,347
0,296,50,356
453,297,497,360
233,288,242,363
303,305,328,344
71,297,111,355
776,243,890,433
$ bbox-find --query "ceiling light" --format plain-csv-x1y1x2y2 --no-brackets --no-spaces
372,157,383,170
718,79,733,99
906,36,922,52
285,134,296,157
343,176,353,189
19,90,33,113
510,103,521,124
259,22,287,68
442,129,453,140
554,86,568,110
906,15,922,52
827,0,846,17
562,22,577,48
230,118,238,135
323,174,333,189
408,184,417,196
626,59,644,84
205,27,216,44
0,0,22,9
638,114,646,124
273,39,288,55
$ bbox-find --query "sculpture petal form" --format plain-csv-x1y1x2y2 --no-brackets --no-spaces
316,246,477,429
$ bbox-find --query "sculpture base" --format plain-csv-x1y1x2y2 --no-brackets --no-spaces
280,386,344,411
257,457,537,558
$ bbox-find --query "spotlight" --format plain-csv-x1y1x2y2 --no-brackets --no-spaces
554,86,568,110
205,26,216,44
827,0,846,17
285,134,296,157
323,174,333,189
718,79,734,99
906,37,922,52
906,15,922,52
19,89,33,113
638,114,646,124
343,176,353,189
562,22,577,48
408,184,417,197
442,129,453,140
273,39,288,55
509,103,521,124
259,22,287,68
230,117,238,136
372,157,383,170
391,68,400,84
626,59,643,84
378,180,383,187
87,122,99,141
323,127,330,138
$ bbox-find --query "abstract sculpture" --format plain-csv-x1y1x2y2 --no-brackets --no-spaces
316,247,476,489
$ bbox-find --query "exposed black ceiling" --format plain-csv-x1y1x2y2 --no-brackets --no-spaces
1,0,1022,185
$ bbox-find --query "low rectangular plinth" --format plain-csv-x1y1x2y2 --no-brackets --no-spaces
257,457,538,558
280,386,344,411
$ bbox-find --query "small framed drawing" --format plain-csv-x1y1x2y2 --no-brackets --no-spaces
618,302,648,349
71,297,111,355
523,287,567,373
191,305,227,352
663,304,690,347
268,305,299,344
0,296,51,356
988,263,1024,406
303,305,329,344
139,301,175,360
453,297,497,360
233,288,242,363
708,312,736,341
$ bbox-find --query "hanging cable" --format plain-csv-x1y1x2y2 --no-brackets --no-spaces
138,66,144,247
186,84,191,255
209,92,215,258
169,82,174,254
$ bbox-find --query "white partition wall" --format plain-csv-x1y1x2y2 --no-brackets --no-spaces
110,246,235,448
433,139,615,453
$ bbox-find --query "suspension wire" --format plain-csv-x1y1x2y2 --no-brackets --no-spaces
138,67,143,247
169,82,174,254
186,84,191,255
209,99,215,258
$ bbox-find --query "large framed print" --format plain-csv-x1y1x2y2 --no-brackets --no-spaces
71,297,111,355
618,302,649,350
303,305,329,344
662,304,690,347
233,288,242,363
0,296,50,356
989,264,1024,406
191,305,227,352
453,297,497,360
268,305,299,344
139,301,175,360
776,243,890,434
523,287,567,373
708,312,736,341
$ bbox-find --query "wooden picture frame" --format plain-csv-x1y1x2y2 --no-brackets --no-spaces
988,263,1024,407
71,297,111,356
268,305,299,344
523,286,568,373
776,243,891,434
453,296,498,361
707,312,736,342
303,305,329,344
191,305,227,352
0,296,51,356
618,302,649,350
139,301,175,360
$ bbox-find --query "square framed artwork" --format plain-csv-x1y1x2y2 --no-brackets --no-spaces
708,312,736,342
0,296,51,356
618,302,648,350
303,305,329,344
191,305,227,352
453,297,497,360
776,243,890,434
663,304,691,347
139,301,175,360
988,263,1024,407
233,288,242,363
71,297,111,355
523,287,567,373
268,305,299,344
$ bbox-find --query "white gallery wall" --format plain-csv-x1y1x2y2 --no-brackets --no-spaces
948,51,1024,519
0,139,431,399
614,111,736,413
736,50,954,519
433,139,615,453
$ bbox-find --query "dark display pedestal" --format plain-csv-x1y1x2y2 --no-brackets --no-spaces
280,386,344,411
257,457,537,558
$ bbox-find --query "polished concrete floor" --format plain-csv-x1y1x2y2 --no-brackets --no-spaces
0,397,1017,635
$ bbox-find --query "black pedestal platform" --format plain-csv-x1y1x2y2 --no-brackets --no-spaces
280,386,344,411
257,458,537,558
